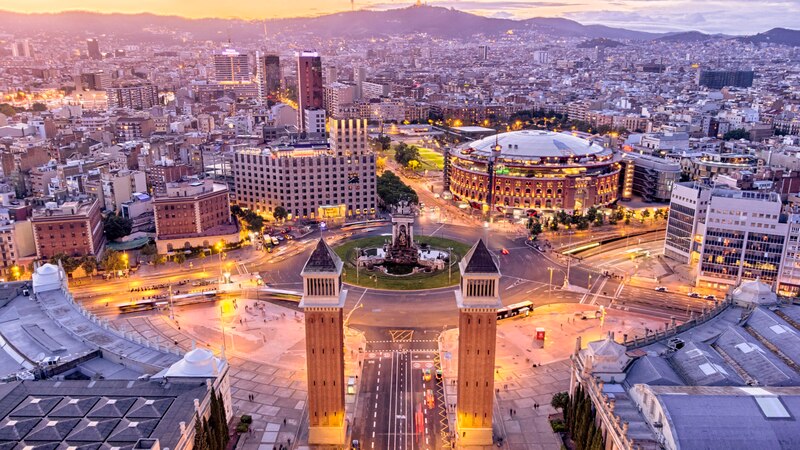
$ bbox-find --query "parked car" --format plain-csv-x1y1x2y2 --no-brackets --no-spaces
654,286,668,292
687,292,701,298
705,294,717,301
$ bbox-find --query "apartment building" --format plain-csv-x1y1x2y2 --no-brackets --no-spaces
233,119,376,222
31,198,105,259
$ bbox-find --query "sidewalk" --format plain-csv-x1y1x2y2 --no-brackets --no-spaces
111,296,365,450
439,303,668,450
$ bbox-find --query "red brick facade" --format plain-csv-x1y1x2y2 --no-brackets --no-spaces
32,200,105,259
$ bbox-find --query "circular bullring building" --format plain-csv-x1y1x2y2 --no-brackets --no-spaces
447,130,623,212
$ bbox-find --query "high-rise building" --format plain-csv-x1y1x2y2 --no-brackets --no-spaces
233,118,376,221
323,82,355,118
353,67,366,100
256,53,281,101
213,49,251,84
86,38,102,60
106,80,159,110
10,40,32,58
300,239,347,445
478,45,489,60
455,239,502,446
664,182,787,290
697,70,754,89
297,51,324,131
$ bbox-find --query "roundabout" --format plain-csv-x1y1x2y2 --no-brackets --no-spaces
333,234,471,290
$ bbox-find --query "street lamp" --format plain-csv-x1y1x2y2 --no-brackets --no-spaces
355,247,361,283
447,247,453,283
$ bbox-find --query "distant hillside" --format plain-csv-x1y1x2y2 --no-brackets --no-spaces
739,28,800,46
0,7,794,43
657,31,714,42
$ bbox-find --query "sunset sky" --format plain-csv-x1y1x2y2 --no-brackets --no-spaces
1,0,797,34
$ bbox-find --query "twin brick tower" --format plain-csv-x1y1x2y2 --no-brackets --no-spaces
300,238,501,446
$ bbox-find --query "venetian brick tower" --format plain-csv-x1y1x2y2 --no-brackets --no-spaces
455,239,502,446
300,239,347,444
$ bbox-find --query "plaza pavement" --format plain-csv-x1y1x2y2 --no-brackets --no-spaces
439,303,668,450
111,298,365,450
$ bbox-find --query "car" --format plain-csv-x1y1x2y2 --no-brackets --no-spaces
422,369,432,382
687,292,701,298
435,369,443,381
425,389,435,408
705,294,717,301
351,439,360,449
501,248,510,255
654,286,668,292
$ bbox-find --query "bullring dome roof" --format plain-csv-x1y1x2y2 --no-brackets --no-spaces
459,130,608,160
163,348,225,378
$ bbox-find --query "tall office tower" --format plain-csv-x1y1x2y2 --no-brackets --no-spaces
478,45,489,60
300,239,347,445
594,45,606,63
256,53,281,101
86,38,102,60
213,49,252,84
11,40,32,58
353,67,366,100
297,51,324,131
455,240,502,446
325,66,337,84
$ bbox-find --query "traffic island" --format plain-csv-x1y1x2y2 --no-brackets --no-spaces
333,235,470,290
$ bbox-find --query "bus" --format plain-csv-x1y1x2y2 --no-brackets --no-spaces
497,300,534,320
625,248,650,259
259,287,302,302
119,300,168,314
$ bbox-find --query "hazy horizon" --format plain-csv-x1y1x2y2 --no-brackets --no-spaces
2,0,799,35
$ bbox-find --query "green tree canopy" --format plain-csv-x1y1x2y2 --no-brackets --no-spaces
103,214,133,241
393,143,420,166
377,171,418,207
723,128,749,141
273,206,288,221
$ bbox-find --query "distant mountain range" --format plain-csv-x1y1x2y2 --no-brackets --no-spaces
0,6,798,45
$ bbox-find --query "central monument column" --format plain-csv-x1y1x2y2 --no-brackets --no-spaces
300,239,347,445
454,239,502,446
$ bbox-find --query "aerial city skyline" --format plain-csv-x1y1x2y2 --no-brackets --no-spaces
0,1,799,450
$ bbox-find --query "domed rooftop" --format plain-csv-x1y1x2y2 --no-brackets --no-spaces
731,279,777,306
32,263,63,294
458,130,609,161
164,348,225,378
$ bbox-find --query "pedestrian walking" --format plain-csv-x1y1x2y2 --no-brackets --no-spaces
283,418,287,426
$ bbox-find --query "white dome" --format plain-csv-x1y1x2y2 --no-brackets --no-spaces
732,279,777,306
585,337,630,373
32,263,63,294
164,348,225,378
458,130,609,160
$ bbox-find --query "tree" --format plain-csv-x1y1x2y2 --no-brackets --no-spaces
173,253,187,265
50,253,82,273
0,103,17,117
193,413,209,450
407,159,421,171
104,214,133,241
551,391,569,412
586,207,598,223
140,242,158,256
393,143,420,166
376,171,418,208
376,156,387,172
273,206,288,222
100,249,126,272
723,128,749,141
81,257,97,275
31,102,47,112
641,209,651,223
